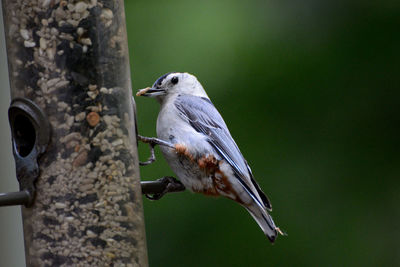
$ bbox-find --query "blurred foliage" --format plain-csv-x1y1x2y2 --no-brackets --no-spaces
125,0,400,266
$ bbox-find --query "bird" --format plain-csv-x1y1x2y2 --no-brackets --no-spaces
136,72,282,242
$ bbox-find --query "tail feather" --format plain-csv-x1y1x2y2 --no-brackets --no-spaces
245,205,279,243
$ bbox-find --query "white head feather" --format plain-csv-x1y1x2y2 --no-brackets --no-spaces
137,72,209,103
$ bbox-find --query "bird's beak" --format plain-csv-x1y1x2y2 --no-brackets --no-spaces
136,87,166,97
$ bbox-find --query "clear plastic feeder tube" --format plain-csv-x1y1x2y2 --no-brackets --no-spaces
2,0,148,266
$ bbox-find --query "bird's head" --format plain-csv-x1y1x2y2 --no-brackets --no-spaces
136,72,208,103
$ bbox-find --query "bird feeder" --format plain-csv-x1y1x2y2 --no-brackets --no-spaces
1,0,148,265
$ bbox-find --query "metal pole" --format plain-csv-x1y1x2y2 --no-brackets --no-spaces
0,191,30,207
2,0,148,266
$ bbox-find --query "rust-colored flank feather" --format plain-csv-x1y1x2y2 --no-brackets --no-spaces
174,143,240,199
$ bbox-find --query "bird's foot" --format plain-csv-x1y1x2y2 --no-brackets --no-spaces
137,135,175,166
141,176,185,200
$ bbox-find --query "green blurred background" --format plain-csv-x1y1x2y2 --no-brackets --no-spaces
127,0,400,266
0,0,399,266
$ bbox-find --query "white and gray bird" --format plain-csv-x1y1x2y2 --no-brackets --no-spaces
137,72,282,242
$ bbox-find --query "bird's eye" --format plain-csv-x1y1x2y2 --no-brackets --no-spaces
171,76,179,85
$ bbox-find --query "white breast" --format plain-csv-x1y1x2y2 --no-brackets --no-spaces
156,95,212,155
155,95,218,191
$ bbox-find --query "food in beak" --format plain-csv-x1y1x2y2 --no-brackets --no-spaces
136,87,151,96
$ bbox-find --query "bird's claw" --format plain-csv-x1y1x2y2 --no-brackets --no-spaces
142,176,185,200
138,135,174,148
138,135,175,166
145,193,165,200
138,136,185,199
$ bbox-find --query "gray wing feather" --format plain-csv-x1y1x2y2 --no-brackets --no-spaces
174,95,272,210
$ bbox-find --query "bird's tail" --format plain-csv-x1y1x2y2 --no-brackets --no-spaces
245,204,283,243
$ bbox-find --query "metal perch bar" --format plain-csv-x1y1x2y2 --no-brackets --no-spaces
141,177,186,200
0,191,30,206
0,180,185,207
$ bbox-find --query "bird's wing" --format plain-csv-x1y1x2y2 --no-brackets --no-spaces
174,95,272,210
